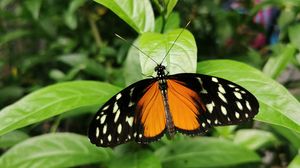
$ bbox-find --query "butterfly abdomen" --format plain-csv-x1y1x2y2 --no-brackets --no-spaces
158,78,175,139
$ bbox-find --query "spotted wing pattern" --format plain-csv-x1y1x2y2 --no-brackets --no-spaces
88,78,161,147
168,73,259,134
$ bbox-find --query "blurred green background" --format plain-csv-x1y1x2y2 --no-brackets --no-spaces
1,0,300,167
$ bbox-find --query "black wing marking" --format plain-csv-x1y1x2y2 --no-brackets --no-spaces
88,78,158,147
168,73,259,134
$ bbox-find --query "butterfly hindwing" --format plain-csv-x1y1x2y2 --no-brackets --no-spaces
88,78,159,147
168,73,259,134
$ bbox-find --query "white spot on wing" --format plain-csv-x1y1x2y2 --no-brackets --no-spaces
100,139,103,144
116,93,122,100
103,125,107,134
126,116,134,127
113,102,118,113
202,123,206,127
235,112,240,119
96,127,100,138
212,77,218,82
218,92,227,103
96,116,100,120
218,84,226,94
207,119,211,124
117,124,122,134
114,110,120,122
214,119,218,124
236,101,243,110
234,92,242,99
245,113,249,118
206,102,215,113
139,134,142,138
228,84,235,88
221,106,227,115
108,134,112,142
100,115,106,124
246,101,251,110
103,105,109,111
201,88,208,94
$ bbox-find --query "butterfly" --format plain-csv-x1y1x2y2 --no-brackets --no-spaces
88,26,259,148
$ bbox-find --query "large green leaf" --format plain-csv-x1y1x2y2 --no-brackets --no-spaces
94,0,154,33
0,133,112,168
234,129,279,150
109,150,161,168
197,60,300,133
0,131,29,148
0,81,120,136
139,29,197,76
155,137,260,168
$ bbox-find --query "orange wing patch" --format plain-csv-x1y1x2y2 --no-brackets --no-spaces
168,80,204,131
136,82,166,138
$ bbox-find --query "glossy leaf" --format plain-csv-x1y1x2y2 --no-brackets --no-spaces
263,44,296,79
0,133,112,168
155,137,260,168
234,129,279,150
123,39,143,85
0,131,29,148
109,150,161,168
0,81,121,136
197,60,300,133
94,0,155,33
139,29,197,76
165,0,178,18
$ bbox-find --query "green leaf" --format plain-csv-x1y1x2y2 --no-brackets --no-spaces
64,0,86,29
24,0,43,20
0,81,121,136
0,131,29,148
272,125,300,149
197,60,300,134
288,23,300,50
94,0,155,33
139,29,197,76
234,129,279,150
263,44,296,79
278,8,296,30
109,150,161,168
289,153,300,168
155,12,180,33
165,0,178,18
0,133,112,168
0,30,30,46
123,39,143,85
155,137,260,168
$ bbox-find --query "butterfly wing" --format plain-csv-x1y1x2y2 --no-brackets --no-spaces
167,73,259,135
88,78,167,147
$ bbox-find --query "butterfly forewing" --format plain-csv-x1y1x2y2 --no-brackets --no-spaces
168,73,259,133
88,78,157,147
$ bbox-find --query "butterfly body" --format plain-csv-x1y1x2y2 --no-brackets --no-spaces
88,64,259,147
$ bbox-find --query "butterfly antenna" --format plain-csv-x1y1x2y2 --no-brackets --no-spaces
159,21,191,65
114,33,159,65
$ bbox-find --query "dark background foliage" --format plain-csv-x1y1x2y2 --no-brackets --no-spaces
1,0,300,167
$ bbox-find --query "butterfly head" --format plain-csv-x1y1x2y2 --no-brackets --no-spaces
155,64,167,77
